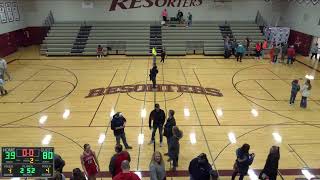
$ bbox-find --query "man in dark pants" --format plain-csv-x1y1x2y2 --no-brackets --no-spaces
164,110,176,156
149,65,158,88
148,104,166,146
111,112,132,149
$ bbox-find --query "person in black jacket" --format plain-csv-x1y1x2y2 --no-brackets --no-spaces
231,143,255,180
111,112,132,149
149,103,166,146
54,154,65,173
189,153,218,180
163,110,176,156
168,126,183,171
259,146,280,180
149,65,158,88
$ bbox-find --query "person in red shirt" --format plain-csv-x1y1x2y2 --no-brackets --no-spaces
96,45,104,59
113,160,141,180
255,42,262,60
261,39,268,59
80,144,100,180
287,45,296,64
109,144,131,178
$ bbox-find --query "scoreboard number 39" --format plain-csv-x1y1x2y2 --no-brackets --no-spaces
1,147,54,178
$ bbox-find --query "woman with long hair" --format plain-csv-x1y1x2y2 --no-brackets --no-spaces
149,151,166,180
231,143,255,180
259,146,280,180
300,79,312,108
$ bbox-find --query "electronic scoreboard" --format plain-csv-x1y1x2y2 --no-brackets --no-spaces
1,147,54,177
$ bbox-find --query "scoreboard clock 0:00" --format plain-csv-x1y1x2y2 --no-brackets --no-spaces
1,147,54,177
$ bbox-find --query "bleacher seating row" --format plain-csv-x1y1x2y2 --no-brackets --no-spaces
41,21,265,56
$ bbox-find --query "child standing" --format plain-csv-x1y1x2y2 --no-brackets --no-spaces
289,79,300,105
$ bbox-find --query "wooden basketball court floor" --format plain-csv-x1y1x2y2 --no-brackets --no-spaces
1,46,320,180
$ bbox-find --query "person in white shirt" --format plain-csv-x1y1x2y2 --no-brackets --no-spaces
300,79,312,108
0,58,11,81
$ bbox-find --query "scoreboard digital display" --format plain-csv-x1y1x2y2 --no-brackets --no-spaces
1,147,54,177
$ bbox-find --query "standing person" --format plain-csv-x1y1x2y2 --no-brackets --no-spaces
300,79,312,108
189,153,218,180
149,66,159,89
269,45,275,63
96,45,104,59
236,43,245,62
287,45,296,64
168,126,183,171
109,144,131,178
113,160,141,180
0,78,8,96
80,144,100,180
161,9,168,25
259,146,280,180
149,103,166,146
245,37,251,56
231,39,238,56
274,45,280,63
261,39,268,59
289,79,300,105
310,43,319,60
160,48,166,63
231,143,255,180
0,58,11,81
255,42,262,60
152,47,157,66
149,151,166,180
280,43,288,63
177,10,183,24
187,12,192,27
111,112,133,149
163,110,176,156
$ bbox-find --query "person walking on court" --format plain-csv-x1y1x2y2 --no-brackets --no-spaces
149,66,159,89
149,103,166,146
149,151,166,180
0,58,11,81
189,153,218,180
113,160,141,180
236,43,245,62
109,144,131,178
231,143,255,180
310,43,319,60
152,47,157,66
300,79,312,108
111,112,133,149
289,79,300,105
168,126,183,171
160,48,166,63
287,45,296,64
163,110,176,156
80,144,100,180
259,146,280,180
0,78,8,96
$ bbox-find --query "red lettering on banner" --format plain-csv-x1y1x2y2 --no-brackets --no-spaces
167,0,175,7
85,88,106,98
109,0,128,11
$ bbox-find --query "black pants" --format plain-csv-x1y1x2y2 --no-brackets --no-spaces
115,132,129,148
151,125,163,143
161,56,165,62
151,78,156,88
231,171,245,180
273,55,278,62
236,53,243,62
290,91,297,104
300,96,307,108
311,53,317,59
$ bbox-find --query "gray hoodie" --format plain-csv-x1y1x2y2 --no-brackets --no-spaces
149,163,166,180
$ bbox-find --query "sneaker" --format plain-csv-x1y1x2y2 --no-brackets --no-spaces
148,140,154,145
125,146,132,150
160,142,163,147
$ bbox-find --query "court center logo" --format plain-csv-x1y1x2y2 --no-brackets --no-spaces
86,84,223,98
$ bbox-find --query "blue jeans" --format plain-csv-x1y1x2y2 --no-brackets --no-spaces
287,56,293,64
300,96,307,108
290,91,297,104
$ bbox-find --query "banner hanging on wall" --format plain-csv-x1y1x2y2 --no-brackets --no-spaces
0,2,7,23
0,0,20,23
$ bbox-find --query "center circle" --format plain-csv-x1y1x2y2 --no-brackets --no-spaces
126,80,184,102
